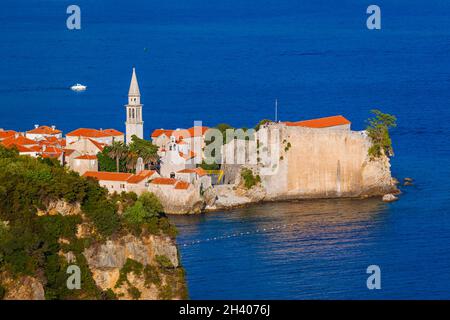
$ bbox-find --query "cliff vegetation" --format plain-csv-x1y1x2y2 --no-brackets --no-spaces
366,109,397,159
0,146,186,300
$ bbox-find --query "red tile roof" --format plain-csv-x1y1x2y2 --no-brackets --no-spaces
151,129,173,138
151,126,209,139
127,170,157,184
187,126,209,137
67,128,123,138
177,167,207,176
27,125,61,135
150,177,177,185
284,115,351,128
88,138,106,151
83,171,133,182
44,136,59,143
102,129,124,136
174,181,190,190
63,149,76,156
75,155,98,160
41,145,61,153
9,144,34,153
2,135,37,146
0,130,17,140
28,145,42,152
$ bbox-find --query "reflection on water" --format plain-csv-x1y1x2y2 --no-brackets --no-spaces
170,199,398,299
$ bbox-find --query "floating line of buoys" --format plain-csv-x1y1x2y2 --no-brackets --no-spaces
178,222,299,247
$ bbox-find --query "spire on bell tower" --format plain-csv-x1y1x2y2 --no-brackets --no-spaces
125,67,144,144
128,67,141,105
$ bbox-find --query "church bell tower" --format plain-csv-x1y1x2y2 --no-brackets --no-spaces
125,67,144,144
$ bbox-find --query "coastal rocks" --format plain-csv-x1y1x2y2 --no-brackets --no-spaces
83,233,180,299
382,194,398,202
403,177,414,186
0,273,45,300
150,188,204,214
84,234,178,269
37,200,81,216
360,154,399,197
207,185,254,210
203,187,218,207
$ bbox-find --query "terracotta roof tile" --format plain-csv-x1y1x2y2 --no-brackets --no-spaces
174,181,190,190
66,128,121,138
27,125,61,135
126,170,157,184
150,177,177,185
177,167,207,176
151,129,173,138
284,115,351,128
0,130,17,140
9,144,34,153
75,155,98,160
83,171,133,182
88,138,105,151
63,149,76,156
2,135,37,146
102,129,124,136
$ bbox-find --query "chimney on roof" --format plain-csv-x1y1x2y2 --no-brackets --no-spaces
34,124,39,129
51,125,56,130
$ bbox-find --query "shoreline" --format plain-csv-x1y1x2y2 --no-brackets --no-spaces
169,184,401,215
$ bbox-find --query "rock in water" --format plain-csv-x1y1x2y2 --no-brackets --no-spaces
382,194,398,202
403,177,414,185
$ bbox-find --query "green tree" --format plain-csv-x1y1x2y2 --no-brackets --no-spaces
240,168,261,189
366,109,397,159
108,142,129,173
215,123,234,144
123,192,163,226
254,119,272,131
127,135,159,171
98,147,125,172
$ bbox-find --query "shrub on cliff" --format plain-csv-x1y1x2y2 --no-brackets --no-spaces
124,192,162,225
366,109,397,159
123,192,177,237
241,168,261,189
254,119,272,131
0,146,122,298
0,146,183,299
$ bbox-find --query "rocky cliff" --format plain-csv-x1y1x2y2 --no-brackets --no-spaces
206,126,398,211
1,201,187,300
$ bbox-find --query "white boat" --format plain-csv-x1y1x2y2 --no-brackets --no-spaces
70,83,87,91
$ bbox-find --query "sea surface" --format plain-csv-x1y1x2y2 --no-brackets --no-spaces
1,0,450,299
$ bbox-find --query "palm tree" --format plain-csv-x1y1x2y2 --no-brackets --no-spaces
127,135,160,171
107,141,128,172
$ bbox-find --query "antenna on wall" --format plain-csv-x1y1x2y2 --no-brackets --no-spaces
275,99,278,122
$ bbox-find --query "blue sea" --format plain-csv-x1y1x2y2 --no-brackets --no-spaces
1,0,449,299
